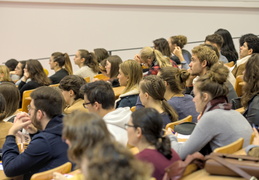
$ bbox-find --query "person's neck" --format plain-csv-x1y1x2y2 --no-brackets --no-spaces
164,90,184,100
145,100,164,113
99,107,115,118
79,63,85,68
54,66,62,72
137,141,156,152
41,118,51,130
200,68,208,76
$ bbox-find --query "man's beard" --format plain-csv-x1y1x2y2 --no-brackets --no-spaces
31,111,43,131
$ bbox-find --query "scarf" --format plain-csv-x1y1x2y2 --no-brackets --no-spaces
201,96,232,117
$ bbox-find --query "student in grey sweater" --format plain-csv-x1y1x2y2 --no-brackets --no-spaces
167,63,252,160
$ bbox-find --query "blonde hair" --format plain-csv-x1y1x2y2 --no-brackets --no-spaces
120,60,143,94
0,65,11,81
140,47,171,68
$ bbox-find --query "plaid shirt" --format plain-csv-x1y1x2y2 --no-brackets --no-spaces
147,60,178,75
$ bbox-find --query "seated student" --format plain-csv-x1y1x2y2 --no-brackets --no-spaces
14,61,26,86
242,54,259,126
18,59,50,101
167,63,253,160
139,75,178,128
49,52,73,84
2,86,69,179
94,48,109,64
0,93,13,148
205,33,229,63
115,60,143,108
59,75,88,114
82,81,131,146
134,47,172,75
126,108,180,180
0,65,13,83
5,59,20,82
0,83,20,123
159,67,199,123
74,49,99,81
168,35,191,69
53,111,114,180
105,55,122,87
82,141,152,180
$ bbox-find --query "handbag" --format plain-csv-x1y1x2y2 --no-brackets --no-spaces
174,122,196,135
205,152,259,180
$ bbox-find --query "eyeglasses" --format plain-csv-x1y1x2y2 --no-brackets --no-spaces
124,124,136,129
83,102,91,108
27,105,35,111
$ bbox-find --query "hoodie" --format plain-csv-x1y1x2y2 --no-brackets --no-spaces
103,107,131,146
2,115,69,180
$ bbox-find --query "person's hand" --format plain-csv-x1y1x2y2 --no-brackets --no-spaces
134,54,141,64
53,172,67,180
24,123,38,135
252,127,259,145
173,46,183,58
8,112,32,136
164,128,178,136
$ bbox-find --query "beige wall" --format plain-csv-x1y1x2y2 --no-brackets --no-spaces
0,0,259,75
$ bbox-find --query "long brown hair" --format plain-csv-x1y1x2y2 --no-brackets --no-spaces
78,49,99,73
242,53,259,108
26,59,50,86
51,52,73,75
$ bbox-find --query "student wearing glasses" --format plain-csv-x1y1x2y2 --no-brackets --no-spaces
82,81,131,146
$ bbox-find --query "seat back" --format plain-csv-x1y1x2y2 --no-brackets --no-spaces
130,106,136,112
84,77,90,83
235,107,245,114
43,68,49,76
30,162,72,180
250,132,255,144
113,86,125,99
94,74,109,81
49,84,60,87
213,138,244,154
165,115,192,131
21,89,35,112
234,75,244,97
225,61,235,68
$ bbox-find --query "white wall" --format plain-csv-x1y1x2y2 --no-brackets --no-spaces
0,0,259,75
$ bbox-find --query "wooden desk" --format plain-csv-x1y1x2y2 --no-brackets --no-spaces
0,170,22,180
182,169,245,180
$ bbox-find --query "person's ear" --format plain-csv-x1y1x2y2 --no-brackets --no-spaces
248,48,253,55
201,60,208,68
136,127,142,138
81,58,86,63
69,90,74,97
93,101,101,110
36,109,44,120
202,92,210,102
144,92,149,99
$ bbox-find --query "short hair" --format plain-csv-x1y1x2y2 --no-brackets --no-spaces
153,38,171,57
169,35,188,48
131,108,172,160
140,75,178,122
0,65,11,81
239,33,257,47
5,59,18,71
78,49,99,73
106,55,123,79
0,82,20,118
242,53,259,108
82,81,115,110
30,86,64,119
119,60,143,93
192,45,219,70
85,141,152,180
59,75,86,101
244,36,259,53
94,48,109,63
196,62,229,99
159,67,190,94
51,52,73,75
0,93,6,121
205,34,224,48
62,111,112,164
